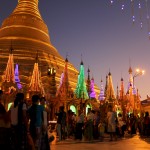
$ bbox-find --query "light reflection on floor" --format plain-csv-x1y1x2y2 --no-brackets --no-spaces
50,135,150,150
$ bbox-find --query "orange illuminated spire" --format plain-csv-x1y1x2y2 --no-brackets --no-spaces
119,77,125,99
105,71,116,101
29,52,45,96
3,47,15,83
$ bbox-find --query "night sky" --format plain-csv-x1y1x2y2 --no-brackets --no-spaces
1,0,150,99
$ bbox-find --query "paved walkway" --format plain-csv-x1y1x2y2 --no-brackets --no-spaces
50,135,150,150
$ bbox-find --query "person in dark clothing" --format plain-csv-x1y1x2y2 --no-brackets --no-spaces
27,95,44,149
0,100,11,150
75,110,84,140
55,106,66,141
10,92,28,150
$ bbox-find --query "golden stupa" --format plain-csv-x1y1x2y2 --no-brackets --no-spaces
0,0,99,98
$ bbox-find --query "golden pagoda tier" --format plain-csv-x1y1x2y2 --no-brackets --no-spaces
0,0,100,98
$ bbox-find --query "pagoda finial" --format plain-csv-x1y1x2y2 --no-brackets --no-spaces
65,52,68,62
128,58,132,74
87,66,90,80
9,40,13,54
108,70,111,76
18,0,38,2
91,74,94,80
87,66,90,73
15,0,41,20
80,54,83,65
128,67,132,74
35,51,38,63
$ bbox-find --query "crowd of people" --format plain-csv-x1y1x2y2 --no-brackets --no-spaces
0,90,50,150
1,89,150,149
55,105,150,143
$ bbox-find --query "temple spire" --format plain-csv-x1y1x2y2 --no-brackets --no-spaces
89,76,96,99
104,75,108,98
98,79,105,101
127,66,136,95
29,55,45,96
56,57,70,98
120,77,125,100
74,60,89,100
14,0,41,19
86,67,91,97
14,63,22,89
3,48,15,83
105,71,116,101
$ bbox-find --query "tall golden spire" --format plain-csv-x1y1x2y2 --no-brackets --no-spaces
15,0,41,19
1,0,52,47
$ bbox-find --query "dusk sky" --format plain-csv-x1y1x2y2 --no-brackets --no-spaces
1,0,150,100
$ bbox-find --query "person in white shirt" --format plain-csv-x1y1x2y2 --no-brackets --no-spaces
10,93,28,149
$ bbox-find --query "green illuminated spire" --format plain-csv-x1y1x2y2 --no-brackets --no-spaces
74,60,89,99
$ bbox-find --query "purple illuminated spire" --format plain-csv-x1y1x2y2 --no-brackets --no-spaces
14,63,22,89
56,57,72,98
89,77,96,99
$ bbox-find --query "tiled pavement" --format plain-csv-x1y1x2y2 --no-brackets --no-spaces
50,135,150,150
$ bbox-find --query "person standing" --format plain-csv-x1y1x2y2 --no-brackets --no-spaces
27,95,44,150
93,111,100,139
0,97,11,150
117,113,126,138
40,97,50,150
9,92,28,150
143,111,150,137
107,105,117,141
75,110,84,140
86,108,94,142
55,106,66,141
0,90,3,105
